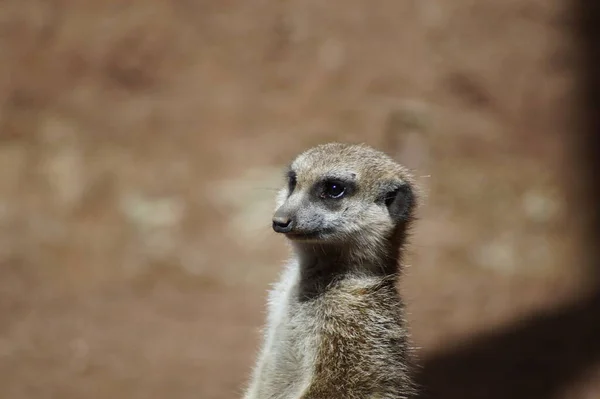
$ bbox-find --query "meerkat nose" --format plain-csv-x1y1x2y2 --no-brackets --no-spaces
272,215,293,233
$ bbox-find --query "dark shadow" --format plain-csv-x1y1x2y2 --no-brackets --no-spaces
577,1,600,287
415,1,600,398
416,292,600,399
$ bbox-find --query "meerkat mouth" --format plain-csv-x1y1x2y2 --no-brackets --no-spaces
284,227,338,242
284,232,321,240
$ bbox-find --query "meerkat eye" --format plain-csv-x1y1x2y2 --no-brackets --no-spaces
288,171,297,193
322,180,346,199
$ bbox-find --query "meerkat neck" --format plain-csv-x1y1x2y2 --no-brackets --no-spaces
291,238,402,300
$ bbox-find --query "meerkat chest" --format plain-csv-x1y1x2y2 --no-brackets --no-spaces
265,279,392,372
256,267,321,395
262,267,409,397
257,302,318,397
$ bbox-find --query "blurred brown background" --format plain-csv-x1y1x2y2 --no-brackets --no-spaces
1,1,599,398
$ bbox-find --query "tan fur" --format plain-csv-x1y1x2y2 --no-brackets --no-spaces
244,143,419,399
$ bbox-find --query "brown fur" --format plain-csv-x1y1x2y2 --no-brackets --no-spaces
244,143,419,399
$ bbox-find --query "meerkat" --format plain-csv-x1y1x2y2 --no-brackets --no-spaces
243,143,419,399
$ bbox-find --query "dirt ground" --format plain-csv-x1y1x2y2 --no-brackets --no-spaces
1,1,599,398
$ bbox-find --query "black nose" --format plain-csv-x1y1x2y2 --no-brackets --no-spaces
272,216,293,233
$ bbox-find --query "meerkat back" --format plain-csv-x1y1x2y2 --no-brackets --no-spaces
244,143,418,399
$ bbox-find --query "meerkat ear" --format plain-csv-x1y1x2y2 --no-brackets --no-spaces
380,182,415,222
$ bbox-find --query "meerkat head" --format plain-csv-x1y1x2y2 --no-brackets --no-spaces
272,143,417,252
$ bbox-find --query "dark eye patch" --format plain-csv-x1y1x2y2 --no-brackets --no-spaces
316,178,356,200
322,180,346,199
287,170,297,193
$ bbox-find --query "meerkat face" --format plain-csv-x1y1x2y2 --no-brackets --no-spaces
272,143,416,245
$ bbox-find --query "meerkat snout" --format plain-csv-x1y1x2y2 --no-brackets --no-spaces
272,212,293,233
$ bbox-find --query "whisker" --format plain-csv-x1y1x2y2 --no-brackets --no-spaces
251,187,281,192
